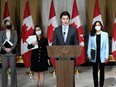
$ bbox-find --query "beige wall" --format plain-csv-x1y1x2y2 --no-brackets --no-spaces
86,0,116,36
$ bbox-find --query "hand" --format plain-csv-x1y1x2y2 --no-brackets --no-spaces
105,58,108,62
32,41,38,46
47,60,50,66
5,48,11,53
88,56,92,60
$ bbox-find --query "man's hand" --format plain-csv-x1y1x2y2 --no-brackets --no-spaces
48,60,50,66
105,58,108,62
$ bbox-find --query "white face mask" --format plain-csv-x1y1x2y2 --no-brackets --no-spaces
36,31,42,35
95,26,101,31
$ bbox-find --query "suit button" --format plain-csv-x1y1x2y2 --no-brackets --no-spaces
38,60,40,62
39,57,40,59
39,54,40,55
39,50,41,52
40,46,41,48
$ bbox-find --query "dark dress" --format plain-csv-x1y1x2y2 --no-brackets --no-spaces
28,37,49,72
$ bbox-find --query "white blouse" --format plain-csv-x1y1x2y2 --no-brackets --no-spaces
6,31,10,41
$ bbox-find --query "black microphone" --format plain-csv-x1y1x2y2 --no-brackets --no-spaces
63,32,65,35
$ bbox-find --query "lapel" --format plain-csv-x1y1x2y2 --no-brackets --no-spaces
3,30,7,39
3,29,13,41
65,25,71,44
59,26,64,44
93,35,96,48
10,30,13,41
100,31,103,49
94,31,103,49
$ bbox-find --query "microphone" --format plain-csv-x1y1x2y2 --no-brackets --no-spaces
63,32,65,35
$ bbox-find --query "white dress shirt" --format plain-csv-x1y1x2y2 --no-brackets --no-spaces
62,25,69,42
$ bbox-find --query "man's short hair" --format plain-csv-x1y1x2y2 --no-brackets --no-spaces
60,11,70,19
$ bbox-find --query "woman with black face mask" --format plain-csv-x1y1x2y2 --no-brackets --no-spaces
27,25,50,87
6,24,12,29
0,19,18,87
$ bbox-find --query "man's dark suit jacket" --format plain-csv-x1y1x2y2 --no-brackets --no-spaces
52,25,78,45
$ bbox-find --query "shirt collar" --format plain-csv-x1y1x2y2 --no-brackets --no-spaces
62,25,69,29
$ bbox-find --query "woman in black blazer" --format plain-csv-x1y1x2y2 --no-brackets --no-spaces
27,25,50,87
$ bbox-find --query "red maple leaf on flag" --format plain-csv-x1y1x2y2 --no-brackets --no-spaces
71,22,77,28
21,24,34,43
78,27,84,42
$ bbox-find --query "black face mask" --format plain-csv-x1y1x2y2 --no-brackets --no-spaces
6,25,12,29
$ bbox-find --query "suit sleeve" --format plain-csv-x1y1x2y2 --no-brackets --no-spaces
45,38,50,60
52,28,57,46
10,30,18,51
87,34,92,58
104,33,109,59
0,31,6,50
74,29,79,45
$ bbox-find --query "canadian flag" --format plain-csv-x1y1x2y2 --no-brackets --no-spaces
21,0,34,67
71,0,86,65
92,0,103,27
47,0,58,67
112,15,116,61
1,0,11,30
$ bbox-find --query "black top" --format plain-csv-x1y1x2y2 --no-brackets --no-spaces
28,37,49,72
96,34,101,63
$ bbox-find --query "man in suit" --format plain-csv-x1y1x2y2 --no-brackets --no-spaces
52,11,78,87
52,11,78,45
0,19,18,87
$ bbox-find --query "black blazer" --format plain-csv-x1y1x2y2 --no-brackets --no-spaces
52,25,78,45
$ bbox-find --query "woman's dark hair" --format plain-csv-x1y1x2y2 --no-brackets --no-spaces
60,11,70,19
4,19,12,25
90,21,103,36
33,25,44,38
